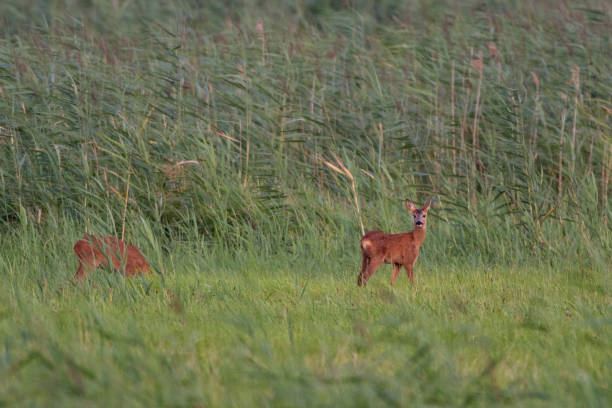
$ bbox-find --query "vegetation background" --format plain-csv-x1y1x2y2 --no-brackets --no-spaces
0,0,610,406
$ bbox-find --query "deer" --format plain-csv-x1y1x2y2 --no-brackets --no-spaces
357,199,432,286
73,235,152,279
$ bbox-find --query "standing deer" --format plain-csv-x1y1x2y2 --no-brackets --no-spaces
73,235,152,279
357,199,432,286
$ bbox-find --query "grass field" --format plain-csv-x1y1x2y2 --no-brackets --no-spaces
0,0,611,406
1,221,610,406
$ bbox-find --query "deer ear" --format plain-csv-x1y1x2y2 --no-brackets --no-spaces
422,198,433,212
406,199,417,214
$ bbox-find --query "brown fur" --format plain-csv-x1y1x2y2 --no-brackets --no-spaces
73,235,151,279
357,199,432,286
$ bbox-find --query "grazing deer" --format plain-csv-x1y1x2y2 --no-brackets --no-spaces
357,199,432,286
73,235,151,279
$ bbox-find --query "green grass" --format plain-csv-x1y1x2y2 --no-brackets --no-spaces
0,0,610,406
1,222,610,406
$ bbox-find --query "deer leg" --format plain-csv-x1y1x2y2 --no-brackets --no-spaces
390,263,401,285
405,264,415,283
361,253,369,272
359,258,383,286
75,263,87,279
357,253,370,286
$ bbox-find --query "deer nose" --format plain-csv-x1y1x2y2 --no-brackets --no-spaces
416,221,423,226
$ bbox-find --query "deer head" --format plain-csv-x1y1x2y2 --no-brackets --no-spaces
406,199,432,229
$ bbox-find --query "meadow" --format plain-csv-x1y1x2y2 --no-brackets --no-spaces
0,0,610,406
